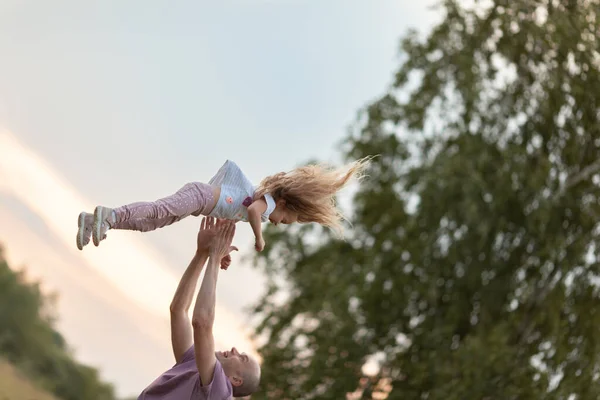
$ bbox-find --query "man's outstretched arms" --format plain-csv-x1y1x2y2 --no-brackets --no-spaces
192,221,236,386
169,217,218,362
169,217,236,363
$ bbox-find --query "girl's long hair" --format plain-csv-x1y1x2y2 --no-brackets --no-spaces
254,156,373,236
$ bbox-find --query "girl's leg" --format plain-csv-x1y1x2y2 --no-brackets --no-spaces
92,182,215,245
112,216,182,232
113,182,215,225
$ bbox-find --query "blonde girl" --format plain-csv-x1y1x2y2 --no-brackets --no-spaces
76,157,371,252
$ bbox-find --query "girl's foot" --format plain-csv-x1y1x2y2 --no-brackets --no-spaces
77,212,107,250
93,206,116,246
76,212,93,250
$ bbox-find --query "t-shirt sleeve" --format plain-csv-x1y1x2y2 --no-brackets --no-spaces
262,193,276,220
177,346,196,365
197,360,233,400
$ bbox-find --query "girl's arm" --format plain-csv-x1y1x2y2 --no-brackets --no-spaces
247,197,267,251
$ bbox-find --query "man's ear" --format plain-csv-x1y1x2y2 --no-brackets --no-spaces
276,198,286,207
229,375,243,387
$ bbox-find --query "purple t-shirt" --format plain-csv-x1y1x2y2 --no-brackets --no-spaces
138,346,233,400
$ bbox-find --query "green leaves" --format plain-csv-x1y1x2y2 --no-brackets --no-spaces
0,248,117,400
250,1,600,398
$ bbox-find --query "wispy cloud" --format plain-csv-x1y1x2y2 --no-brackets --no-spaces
0,129,258,358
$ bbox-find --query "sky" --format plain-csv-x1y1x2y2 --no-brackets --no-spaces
0,1,439,397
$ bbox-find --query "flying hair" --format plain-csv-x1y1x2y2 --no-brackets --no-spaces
253,156,374,236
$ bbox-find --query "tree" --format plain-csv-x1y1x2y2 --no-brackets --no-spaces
0,246,117,400
249,0,600,399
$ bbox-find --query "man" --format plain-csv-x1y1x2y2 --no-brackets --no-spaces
138,217,261,399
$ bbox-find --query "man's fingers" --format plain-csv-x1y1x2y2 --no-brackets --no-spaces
226,222,235,242
224,224,232,244
208,221,236,257
199,216,219,233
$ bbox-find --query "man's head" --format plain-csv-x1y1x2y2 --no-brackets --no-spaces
216,347,261,397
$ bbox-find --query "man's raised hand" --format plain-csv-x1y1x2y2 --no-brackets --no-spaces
196,217,237,270
209,221,236,261
196,217,217,254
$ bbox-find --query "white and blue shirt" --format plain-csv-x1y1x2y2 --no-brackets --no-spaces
208,160,276,222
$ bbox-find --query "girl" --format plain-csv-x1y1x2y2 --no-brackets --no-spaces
76,157,371,252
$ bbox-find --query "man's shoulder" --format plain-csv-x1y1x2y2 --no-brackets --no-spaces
138,349,201,399
196,359,234,399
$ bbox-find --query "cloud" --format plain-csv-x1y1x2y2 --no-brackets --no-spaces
0,129,259,358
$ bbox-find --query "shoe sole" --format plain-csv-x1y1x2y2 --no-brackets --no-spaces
76,212,87,250
92,206,103,247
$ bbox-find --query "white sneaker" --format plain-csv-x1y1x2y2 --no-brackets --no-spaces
78,212,108,250
93,206,115,246
76,212,93,250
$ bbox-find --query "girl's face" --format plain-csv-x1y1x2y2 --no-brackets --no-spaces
269,200,298,225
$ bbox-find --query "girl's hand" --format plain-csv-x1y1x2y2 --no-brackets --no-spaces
255,237,265,252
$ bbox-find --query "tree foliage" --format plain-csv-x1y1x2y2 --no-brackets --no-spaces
250,1,600,398
0,246,117,400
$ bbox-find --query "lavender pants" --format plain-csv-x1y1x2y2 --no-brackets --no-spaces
112,182,215,232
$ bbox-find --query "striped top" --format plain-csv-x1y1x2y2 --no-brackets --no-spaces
208,160,276,222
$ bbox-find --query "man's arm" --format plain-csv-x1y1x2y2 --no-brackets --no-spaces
170,217,221,363
169,251,209,363
191,222,236,386
191,255,219,385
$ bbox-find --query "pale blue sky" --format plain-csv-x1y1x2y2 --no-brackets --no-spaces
0,1,438,396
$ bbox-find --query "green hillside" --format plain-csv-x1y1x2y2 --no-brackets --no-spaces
0,360,59,400
0,245,117,400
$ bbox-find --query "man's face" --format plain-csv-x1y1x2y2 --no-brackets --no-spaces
216,347,259,386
